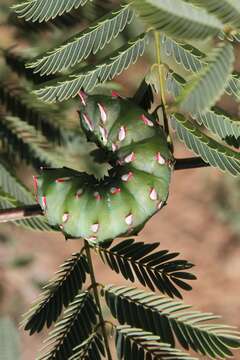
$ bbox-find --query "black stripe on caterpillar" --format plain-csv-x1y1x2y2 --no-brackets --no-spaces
34,92,174,244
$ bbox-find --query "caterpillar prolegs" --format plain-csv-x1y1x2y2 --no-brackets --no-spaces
34,93,174,244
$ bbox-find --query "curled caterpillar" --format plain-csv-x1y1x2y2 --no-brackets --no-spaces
34,92,174,244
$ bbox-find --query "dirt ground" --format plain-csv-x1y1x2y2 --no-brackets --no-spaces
0,144,240,359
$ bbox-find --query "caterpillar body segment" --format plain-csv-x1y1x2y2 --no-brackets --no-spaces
35,94,174,244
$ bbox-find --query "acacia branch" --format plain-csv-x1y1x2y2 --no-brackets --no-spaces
174,157,210,170
0,204,42,223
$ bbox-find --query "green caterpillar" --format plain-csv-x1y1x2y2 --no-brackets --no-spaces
34,92,174,244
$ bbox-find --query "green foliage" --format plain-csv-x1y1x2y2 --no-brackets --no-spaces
0,158,51,230
129,0,222,39
172,114,240,176
176,43,234,113
39,291,98,359
192,108,240,142
97,239,195,298
0,115,61,168
12,0,89,22
190,0,240,28
27,4,134,75
161,36,204,73
115,325,196,360
0,83,63,143
22,252,89,334
69,333,105,360
7,0,240,176
34,34,149,102
106,286,240,358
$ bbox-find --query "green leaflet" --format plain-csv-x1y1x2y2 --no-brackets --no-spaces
97,238,196,298
0,161,33,205
27,4,134,75
0,84,64,144
0,115,79,171
166,72,240,143
161,35,205,73
69,333,105,360
0,188,20,208
193,108,240,141
22,252,89,334
12,0,89,22
226,72,240,101
172,113,240,176
0,116,61,168
38,291,97,360
0,160,51,231
191,0,240,28
115,325,197,360
162,36,240,104
34,34,149,103
128,0,223,40
106,285,240,359
36,94,173,243
177,42,234,114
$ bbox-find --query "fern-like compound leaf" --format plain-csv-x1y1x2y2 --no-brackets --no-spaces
106,286,240,359
3,50,55,84
0,159,33,206
115,325,197,360
96,239,196,298
166,72,185,99
34,34,149,103
13,0,89,22
69,332,105,360
163,39,240,104
0,84,62,143
129,0,223,40
161,36,205,73
27,4,134,76
167,72,240,142
0,159,51,231
0,115,66,168
177,42,234,114
0,187,48,231
0,187,20,209
193,108,240,141
191,0,240,28
38,291,98,360
22,252,89,334
226,72,240,101
172,114,240,176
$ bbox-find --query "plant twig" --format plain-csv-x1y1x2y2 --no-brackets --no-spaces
84,240,113,360
154,31,170,137
174,157,210,170
0,204,42,223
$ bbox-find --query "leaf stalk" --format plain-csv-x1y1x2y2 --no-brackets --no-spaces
154,31,170,138
84,240,113,360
